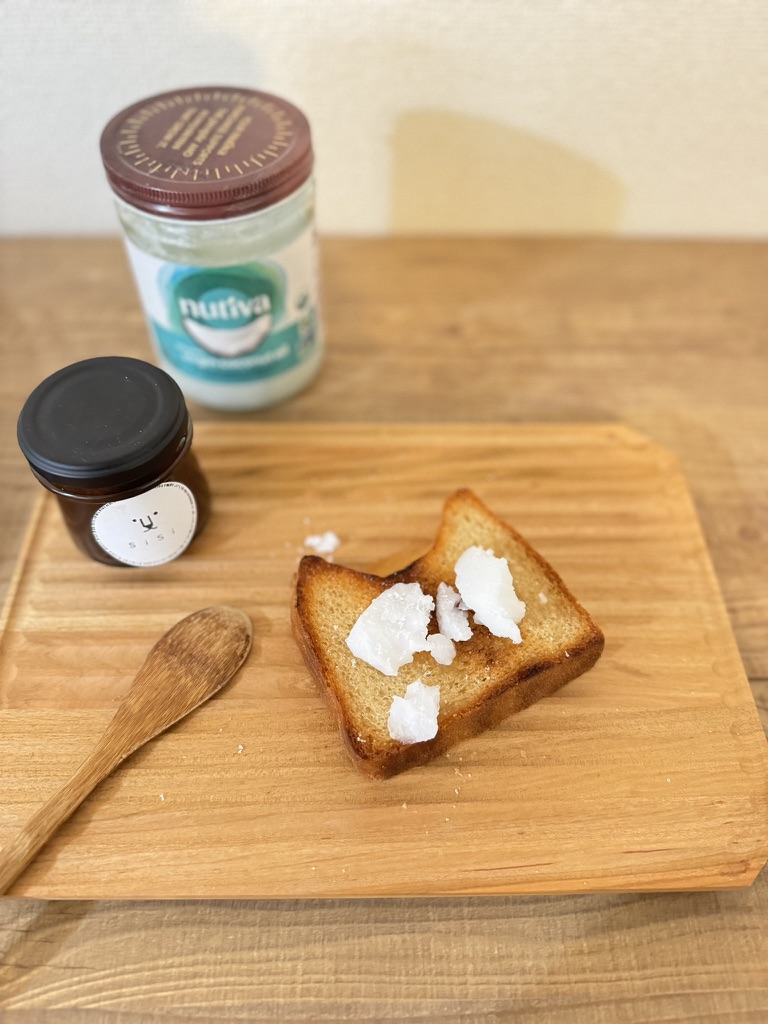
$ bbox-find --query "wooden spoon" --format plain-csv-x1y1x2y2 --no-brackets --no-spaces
0,605,252,895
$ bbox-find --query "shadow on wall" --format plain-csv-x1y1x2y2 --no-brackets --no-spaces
390,111,625,234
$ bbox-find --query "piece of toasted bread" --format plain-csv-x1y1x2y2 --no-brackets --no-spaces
291,489,604,778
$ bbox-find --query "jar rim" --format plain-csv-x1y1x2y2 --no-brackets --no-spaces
113,172,314,227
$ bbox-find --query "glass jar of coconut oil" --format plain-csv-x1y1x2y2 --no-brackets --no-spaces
100,86,322,411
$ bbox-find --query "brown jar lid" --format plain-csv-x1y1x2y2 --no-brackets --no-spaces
100,86,313,220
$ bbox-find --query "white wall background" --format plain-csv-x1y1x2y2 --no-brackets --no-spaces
3,0,768,237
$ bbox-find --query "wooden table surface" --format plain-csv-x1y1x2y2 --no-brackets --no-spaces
1,237,766,1020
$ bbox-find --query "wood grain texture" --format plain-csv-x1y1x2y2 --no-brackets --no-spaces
0,606,252,894
0,422,766,899
1,237,768,1019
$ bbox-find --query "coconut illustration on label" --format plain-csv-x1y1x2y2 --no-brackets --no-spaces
180,303,273,358
170,265,284,359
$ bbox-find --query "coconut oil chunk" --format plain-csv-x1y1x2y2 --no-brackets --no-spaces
346,582,435,676
388,680,441,743
304,530,340,556
426,632,456,665
436,581,472,641
455,546,526,642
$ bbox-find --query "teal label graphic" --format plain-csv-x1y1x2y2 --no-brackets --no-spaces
125,239,318,385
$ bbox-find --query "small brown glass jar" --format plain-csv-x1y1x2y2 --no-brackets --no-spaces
17,356,211,567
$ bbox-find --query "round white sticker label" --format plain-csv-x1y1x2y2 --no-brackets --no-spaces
91,482,198,567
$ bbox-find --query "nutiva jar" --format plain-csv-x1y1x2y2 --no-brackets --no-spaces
100,86,322,411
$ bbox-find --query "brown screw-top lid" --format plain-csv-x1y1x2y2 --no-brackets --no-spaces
100,86,314,220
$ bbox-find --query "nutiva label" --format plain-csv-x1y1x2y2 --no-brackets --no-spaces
124,231,318,385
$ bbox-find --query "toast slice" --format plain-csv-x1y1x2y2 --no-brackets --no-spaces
291,489,604,778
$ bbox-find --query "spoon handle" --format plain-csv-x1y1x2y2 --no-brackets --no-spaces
0,736,122,895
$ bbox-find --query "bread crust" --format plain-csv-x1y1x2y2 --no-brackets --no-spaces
291,489,605,778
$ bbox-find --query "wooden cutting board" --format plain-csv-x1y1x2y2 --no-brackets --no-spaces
1,423,766,898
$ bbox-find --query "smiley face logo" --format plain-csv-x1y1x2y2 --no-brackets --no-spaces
133,512,159,532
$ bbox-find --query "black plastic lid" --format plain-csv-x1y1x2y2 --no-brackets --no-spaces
18,357,190,491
